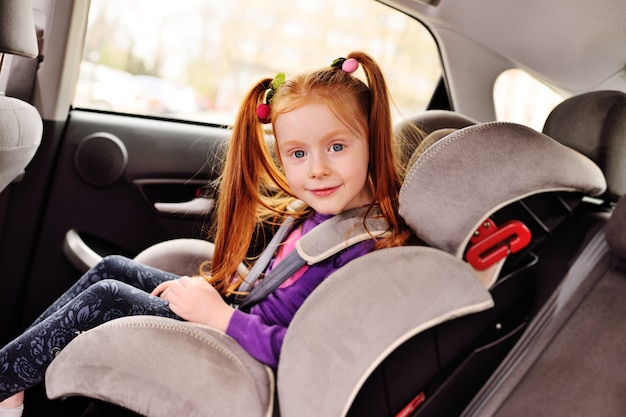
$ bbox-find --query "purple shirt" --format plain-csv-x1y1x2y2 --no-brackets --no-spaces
226,211,376,368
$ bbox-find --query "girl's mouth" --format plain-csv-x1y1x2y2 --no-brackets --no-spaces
310,186,339,197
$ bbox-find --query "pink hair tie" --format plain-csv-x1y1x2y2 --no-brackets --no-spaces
256,103,271,124
331,57,359,73
342,58,359,73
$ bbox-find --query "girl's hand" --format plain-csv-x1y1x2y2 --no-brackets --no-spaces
151,280,175,298
153,276,234,331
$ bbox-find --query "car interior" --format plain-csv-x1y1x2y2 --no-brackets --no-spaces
1,0,625,416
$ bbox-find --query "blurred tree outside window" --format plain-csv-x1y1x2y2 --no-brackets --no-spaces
75,0,441,126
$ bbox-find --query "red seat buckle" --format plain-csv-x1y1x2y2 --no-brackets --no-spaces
465,219,532,270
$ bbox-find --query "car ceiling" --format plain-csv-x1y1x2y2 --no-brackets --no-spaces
384,0,626,118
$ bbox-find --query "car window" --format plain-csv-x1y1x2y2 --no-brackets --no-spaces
494,69,565,132
74,0,441,126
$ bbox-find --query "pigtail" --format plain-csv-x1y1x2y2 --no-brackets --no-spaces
204,78,290,295
348,52,410,247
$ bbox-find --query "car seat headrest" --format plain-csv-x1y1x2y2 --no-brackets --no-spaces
403,110,479,134
395,110,478,173
405,127,457,170
399,121,607,259
0,0,39,58
543,90,626,201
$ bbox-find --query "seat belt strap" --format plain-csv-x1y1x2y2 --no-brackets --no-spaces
237,216,295,294
238,248,306,311
238,205,390,311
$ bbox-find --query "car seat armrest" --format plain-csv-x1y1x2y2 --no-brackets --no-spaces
133,238,249,277
277,246,494,417
45,316,274,417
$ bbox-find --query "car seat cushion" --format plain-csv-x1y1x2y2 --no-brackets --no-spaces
400,121,607,258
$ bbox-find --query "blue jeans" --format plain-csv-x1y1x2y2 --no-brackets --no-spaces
0,255,180,401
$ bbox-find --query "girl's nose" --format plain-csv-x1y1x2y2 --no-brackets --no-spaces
308,155,331,178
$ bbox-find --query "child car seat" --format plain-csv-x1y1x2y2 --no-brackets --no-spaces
44,122,606,417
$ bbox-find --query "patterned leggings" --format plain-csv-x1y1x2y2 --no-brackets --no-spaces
0,255,181,401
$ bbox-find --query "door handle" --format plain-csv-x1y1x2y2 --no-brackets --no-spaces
153,197,214,215
63,229,103,273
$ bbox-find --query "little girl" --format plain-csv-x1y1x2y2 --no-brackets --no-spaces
0,51,411,415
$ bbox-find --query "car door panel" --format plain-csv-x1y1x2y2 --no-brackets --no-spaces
19,110,229,326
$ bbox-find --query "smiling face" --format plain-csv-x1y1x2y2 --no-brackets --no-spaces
274,102,374,215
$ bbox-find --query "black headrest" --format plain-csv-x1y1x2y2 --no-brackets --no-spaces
543,90,626,201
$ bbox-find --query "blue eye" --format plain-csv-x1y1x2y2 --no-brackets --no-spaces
293,150,306,158
331,143,344,152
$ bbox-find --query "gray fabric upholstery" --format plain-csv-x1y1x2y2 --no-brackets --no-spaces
46,316,274,417
278,246,494,417
403,109,479,134
296,205,390,263
133,238,217,277
0,0,39,58
543,90,626,200
0,95,42,191
400,121,607,258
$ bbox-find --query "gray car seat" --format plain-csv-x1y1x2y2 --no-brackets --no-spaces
44,122,605,417
0,0,43,192
542,90,626,201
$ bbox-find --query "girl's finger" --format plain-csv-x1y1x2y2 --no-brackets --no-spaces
151,282,167,296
